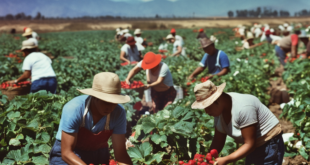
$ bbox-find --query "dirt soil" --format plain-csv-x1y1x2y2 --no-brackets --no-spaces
1,17,310,33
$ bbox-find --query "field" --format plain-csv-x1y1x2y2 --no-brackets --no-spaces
0,26,310,165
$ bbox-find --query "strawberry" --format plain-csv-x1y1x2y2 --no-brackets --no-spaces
200,162,208,165
297,133,300,136
187,82,191,86
209,160,214,164
210,149,218,158
206,153,212,161
178,161,184,165
198,158,204,162
188,160,195,165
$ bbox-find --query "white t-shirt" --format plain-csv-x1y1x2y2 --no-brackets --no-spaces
134,36,143,45
173,41,186,56
22,52,56,82
175,35,184,46
137,61,173,87
121,44,141,62
32,31,39,39
158,43,168,50
254,28,262,38
27,38,38,46
214,92,279,143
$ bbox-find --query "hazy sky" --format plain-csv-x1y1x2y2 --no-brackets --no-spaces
1,0,309,17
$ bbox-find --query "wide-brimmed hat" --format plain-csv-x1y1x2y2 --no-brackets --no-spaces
166,34,175,40
171,28,176,33
22,28,33,36
199,37,213,48
21,39,37,50
126,37,136,45
246,32,254,40
134,29,142,35
191,80,226,109
141,52,161,70
23,27,28,32
78,72,131,104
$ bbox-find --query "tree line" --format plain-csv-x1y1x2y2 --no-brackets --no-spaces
227,7,292,18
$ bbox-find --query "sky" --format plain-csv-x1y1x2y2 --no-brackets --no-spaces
0,0,309,18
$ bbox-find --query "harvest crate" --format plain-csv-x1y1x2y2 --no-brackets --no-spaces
1,85,31,100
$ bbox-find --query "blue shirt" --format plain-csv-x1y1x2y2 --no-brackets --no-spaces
199,50,230,74
56,95,127,141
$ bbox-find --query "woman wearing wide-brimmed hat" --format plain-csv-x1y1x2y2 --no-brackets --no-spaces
49,72,132,165
7,40,57,94
120,36,144,64
191,80,284,165
125,52,176,113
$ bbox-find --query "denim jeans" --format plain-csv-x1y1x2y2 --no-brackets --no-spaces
30,77,57,94
275,45,286,66
245,133,284,165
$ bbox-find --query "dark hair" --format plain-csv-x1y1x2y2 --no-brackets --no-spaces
294,30,301,35
23,48,38,53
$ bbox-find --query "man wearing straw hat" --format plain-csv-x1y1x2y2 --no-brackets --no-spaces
49,72,132,165
7,40,57,94
134,29,147,47
166,34,186,57
23,27,39,46
120,37,143,64
188,38,230,80
191,80,284,165
125,52,176,113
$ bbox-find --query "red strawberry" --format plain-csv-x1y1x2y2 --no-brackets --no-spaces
188,160,195,165
206,153,212,161
201,162,208,165
179,161,184,165
210,149,218,158
198,158,204,162
187,82,191,86
209,160,214,164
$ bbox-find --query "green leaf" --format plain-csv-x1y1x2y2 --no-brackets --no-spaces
289,137,298,141
35,132,50,144
1,158,15,165
32,155,49,165
299,147,309,160
140,142,152,157
34,144,51,154
142,121,156,134
16,134,24,140
9,139,21,146
6,149,29,162
7,111,20,119
172,106,183,118
181,111,194,121
0,138,7,147
150,134,167,145
284,152,297,157
127,147,143,159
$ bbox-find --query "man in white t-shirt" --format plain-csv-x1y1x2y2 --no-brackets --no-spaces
22,28,38,46
7,40,57,94
191,80,284,165
134,29,148,48
120,37,143,64
170,28,184,46
166,34,186,57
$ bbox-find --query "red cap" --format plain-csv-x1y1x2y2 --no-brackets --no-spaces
126,37,136,45
265,30,271,35
23,27,28,32
199,28,204,32
170,28,176,33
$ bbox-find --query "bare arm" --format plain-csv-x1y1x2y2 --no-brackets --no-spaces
209,128,227,153
7,70,31,84
171,46,182,57
112,134,133,165
147,77,164,88
216,67,229,77
61,131,86,165
216,124,257,165
188,67,205,80
125,65,143,84
139,51,142,59
120,51,130,63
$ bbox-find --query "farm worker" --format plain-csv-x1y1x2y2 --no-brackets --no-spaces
170,28,184,46
134,29,147,47
125,52,176,113
120,37,143,64
252,24,262,38
188,37,230,80
262,30,282,45
115,28,122,40
22,28,38,46
191,80,284,165
166,34,186,57
7,40,57,94
242,32,254,49
279,23,292,36
122,29,132,39
196,28,208,39
275,29,301,65
49,72,132,165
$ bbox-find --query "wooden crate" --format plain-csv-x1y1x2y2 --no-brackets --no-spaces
1,85,31,100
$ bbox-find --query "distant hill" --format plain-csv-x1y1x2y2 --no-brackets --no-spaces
0,0,309,18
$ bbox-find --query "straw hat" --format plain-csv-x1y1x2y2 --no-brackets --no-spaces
78,72,130,104
141,52,161,70
246,32,254,40
21,39,37,50
199,37,213,48
166,34,175,40
134,29,142,35
191,80,226,109
22,28,33,36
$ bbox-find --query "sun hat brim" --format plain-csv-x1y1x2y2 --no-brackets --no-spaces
21,45,37,50
141,54,162,70
77,88,131,104
191,82,226,109
22,32,32,37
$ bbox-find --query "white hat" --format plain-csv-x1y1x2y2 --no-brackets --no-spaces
116,28,120,32
21,39,37,50
270,28,275,33
22,28,33,37
283,23,289,27
246,32,254,40
165,34,174,40
134,29,142,35
122,29,129,33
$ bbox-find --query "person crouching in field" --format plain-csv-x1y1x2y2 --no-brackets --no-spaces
188,37,230,80
49,72,132,165
120,37,143,65
191,80,284,165
166,34,186,57
125,52,176,113
23,27,39,46
7,40,57,94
